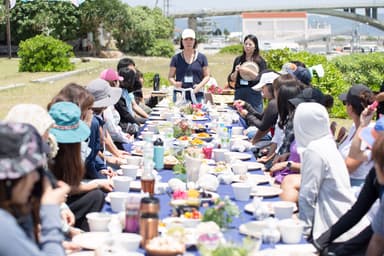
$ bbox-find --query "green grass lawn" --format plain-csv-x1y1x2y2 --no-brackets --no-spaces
0,54,352,130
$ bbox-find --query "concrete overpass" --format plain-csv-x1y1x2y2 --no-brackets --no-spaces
170,1,384,31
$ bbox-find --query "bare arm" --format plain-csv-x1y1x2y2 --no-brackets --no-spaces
366,233,384,256
168,66,182,88
346,107,374,173
194,66,210,93
132,100,149,118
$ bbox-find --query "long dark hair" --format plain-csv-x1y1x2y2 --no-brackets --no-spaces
273,74,301,129
48,83,94,121
0,177,41,242
240,34,261,63
49,143,84,187
119,67,136,92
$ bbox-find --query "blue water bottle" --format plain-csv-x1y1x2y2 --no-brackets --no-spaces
153,138,164,171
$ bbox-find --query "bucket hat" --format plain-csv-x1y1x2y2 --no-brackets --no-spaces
86,78,122,108
49,102,90,143
0,122,49,180
4,104,55,136
239,61,260,81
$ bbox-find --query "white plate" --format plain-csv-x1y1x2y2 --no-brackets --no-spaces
254,244,317,256
148,116,166,120
170,191,219,206
251,186,282,198
72,232,110,250
231,135,248,140
239,221,267,238
192,116,208,121
244,202,298,215
232,174,270,184
230,152,252,160
116,168,150,178
131,149,143,156
67,251,95,256
150,111,162,115
159,222,198,247
246,162,265,171
145,120,168,125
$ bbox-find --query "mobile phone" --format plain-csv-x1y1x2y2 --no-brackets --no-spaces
368,100,379,111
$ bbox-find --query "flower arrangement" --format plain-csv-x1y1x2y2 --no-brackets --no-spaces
207,84,223,95
173,119,192,138
202,196,240,229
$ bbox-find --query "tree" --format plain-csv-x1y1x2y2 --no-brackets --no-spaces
115,6,173,56
8,0,80,44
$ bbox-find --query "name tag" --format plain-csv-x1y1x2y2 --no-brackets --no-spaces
184,76,193,83
240,79,249,86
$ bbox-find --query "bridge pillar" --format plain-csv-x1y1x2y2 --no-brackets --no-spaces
187,16,197,32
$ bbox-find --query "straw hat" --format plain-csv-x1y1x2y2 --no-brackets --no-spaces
239,62,259,81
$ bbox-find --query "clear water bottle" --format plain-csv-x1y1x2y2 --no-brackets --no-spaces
220,126,230,150
143,141,154,172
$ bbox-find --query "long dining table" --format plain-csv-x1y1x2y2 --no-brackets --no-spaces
100,103,313,255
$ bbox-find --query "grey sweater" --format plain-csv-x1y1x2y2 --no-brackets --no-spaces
0,205,65,256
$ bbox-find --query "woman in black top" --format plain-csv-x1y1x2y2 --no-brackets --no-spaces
229,34,267,112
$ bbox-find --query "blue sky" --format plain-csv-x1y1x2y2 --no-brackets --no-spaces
122,1,383,15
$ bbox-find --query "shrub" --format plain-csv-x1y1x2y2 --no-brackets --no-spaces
18,35,75,72
263,48,348,118
143,72,170,88
219,44,243,55
145,39,175,57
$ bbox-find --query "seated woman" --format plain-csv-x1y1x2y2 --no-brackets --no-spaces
233,71,279,141
48,102,113,231
294,102,368,242
0,122,70,255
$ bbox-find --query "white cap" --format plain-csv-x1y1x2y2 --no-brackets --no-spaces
182,28,196,39
252,72,280,91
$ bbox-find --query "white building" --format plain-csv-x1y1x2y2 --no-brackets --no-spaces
242,12,331,43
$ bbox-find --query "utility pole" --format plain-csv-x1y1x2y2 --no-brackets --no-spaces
5,0,12,59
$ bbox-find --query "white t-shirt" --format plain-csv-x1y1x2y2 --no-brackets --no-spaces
338,124,374,180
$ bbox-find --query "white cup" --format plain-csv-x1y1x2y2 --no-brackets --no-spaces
232,182,252,201
232,126,244,136
86,212,111,232
109,192,130,212
231,163,248,175
120,164,139,179
112,176,133,192
273,201,296,220
141,131,154,142
213,148,228,162
125,156,143,166
278,219,305,244
224,152,233,163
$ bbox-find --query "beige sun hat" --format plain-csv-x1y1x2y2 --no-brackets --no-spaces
4,104,55,136
239,62,260,81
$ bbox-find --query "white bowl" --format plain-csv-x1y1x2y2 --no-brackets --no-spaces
120,164,139,179
231,182,252,201
112,176,133,192
125,156,143,166
273,201,296,220
114,233,142,251
109,192,131,212
86,212,111,232
278,219,305,244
